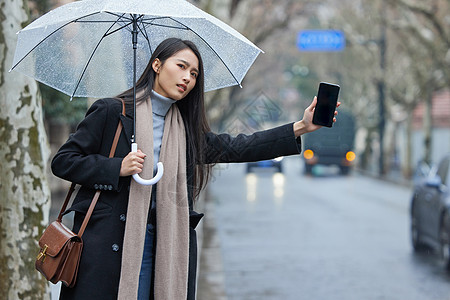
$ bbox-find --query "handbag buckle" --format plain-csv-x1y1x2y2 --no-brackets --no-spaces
37,244,49,262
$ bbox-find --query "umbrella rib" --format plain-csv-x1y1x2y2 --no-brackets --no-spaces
104,21,133,37
137,20,152,54
10,12,101,71
140,16,189,30
140,16,180,23
141,16,170,21
104,11,133,22
71,16,124,98
101,12,134,36
102,14,179,25
73,21,134,40
141,23,189,30
73,20,124,23
168,17,242,87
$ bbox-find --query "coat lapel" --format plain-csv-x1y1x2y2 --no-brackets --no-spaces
120,114,133,147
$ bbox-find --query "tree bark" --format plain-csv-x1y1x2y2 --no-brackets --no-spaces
0,0,51,298
423,80,433,165
403,112,413,178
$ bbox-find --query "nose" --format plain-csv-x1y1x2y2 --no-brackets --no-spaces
182,72,190,83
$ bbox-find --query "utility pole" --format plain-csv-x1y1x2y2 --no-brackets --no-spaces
378,0,387,176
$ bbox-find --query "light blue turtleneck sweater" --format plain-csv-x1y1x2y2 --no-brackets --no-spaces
150,89,176,173
150,90,175,209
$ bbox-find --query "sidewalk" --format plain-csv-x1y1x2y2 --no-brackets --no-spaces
196,190,227,300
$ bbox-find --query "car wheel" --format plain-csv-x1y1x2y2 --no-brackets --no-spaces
439,213,450,271
340,166,350,175
304,164,313,175
411,210,427,252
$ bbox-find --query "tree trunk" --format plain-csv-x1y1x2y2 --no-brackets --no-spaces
383,119,395,174
403,112,413,178
0,0,51,298
423,82,433,165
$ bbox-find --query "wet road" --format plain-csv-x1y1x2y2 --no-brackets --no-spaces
201,157,450,300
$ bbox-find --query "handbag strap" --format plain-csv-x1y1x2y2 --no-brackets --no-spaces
56,99,126,238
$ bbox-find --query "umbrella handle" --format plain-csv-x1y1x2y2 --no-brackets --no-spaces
131,143,164,185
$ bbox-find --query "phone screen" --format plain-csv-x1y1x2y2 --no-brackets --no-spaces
312,82,340,127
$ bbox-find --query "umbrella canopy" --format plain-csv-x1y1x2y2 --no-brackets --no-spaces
11,0,263,98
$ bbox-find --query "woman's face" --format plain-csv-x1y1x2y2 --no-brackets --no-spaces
152,48,199,101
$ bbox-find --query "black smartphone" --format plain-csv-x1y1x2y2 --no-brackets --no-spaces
312,82,340,127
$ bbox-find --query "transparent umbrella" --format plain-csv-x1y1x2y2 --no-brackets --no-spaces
10,0,262,185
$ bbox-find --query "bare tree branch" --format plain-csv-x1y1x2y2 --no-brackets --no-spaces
387,0,450,47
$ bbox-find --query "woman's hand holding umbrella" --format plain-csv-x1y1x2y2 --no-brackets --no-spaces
120,147,164,185
120,149,147,177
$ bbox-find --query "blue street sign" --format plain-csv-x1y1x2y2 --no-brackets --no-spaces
297,30,345,52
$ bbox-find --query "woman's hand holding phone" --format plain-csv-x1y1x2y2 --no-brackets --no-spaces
312,82,340,127
293,93,340,138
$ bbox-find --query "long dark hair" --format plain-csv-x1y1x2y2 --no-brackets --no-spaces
117,38,211,199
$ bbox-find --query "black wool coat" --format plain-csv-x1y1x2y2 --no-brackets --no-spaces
51,98,302,300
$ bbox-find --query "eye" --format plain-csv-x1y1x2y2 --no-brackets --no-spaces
191,72,198,79
178,64,185,69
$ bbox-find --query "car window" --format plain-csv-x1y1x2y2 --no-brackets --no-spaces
437,156,450,186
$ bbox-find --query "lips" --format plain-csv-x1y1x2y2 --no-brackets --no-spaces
177,84,187,92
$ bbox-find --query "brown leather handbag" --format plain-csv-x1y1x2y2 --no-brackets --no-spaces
35,99,125,288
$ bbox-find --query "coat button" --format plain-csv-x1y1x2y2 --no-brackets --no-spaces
112,244,119,252
108,185,113,190
99,184,103,190
119,214,126,222
94,184,99,189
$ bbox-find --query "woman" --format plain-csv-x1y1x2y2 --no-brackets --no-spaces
51,38,339,300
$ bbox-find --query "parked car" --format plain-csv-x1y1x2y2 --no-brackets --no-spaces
246,157,283,173
410,155,450,270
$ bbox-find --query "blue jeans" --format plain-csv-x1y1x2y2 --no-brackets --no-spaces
137,224,155,300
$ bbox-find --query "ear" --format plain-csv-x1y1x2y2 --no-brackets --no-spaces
152,58,161,74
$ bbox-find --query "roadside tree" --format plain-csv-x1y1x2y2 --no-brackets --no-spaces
0,0,51,298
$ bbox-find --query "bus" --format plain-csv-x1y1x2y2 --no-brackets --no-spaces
302,110,356,175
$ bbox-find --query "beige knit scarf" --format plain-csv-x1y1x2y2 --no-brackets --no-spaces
117,97,189,300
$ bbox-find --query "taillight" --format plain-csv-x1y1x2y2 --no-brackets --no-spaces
303,149,314,160
346,151,356,162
